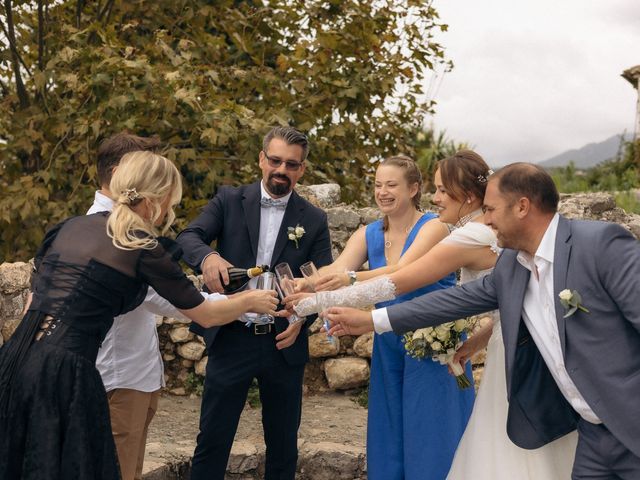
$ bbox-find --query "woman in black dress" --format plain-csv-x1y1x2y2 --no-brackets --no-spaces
0,151,278,480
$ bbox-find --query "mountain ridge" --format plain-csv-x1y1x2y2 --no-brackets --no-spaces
538,133,631,168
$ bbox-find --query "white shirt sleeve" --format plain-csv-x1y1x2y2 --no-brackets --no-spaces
371,307,393,334
143,288,227,320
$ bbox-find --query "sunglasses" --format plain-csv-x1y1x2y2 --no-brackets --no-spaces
263,151,304,171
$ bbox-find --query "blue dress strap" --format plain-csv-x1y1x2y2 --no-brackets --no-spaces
365,212,450,308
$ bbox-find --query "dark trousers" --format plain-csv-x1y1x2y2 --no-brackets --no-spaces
190,322,305,480
572,419,640,480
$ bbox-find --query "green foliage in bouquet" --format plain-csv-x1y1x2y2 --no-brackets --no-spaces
402,319,476,389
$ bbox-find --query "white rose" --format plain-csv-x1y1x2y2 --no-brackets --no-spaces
431,341,442,351
413,328,431,340
295,226,305,237
454,319,467,332
559,289,572,301
435,325,450,342
288,233,297,241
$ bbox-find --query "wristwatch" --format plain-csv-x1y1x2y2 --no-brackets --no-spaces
347,271,357,285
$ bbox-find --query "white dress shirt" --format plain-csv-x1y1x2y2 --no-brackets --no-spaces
517,214,600,424
372,214,601,424
88,191,227,392
241,182,291,323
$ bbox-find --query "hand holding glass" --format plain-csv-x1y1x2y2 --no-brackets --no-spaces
255,272,275,324
299,261,334,343
274,263,302,325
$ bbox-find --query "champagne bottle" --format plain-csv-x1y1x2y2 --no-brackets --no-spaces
223,265,270,293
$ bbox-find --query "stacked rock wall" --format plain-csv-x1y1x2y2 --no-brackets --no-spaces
1,186,639,395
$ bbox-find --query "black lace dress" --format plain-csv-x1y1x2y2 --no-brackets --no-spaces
0,213,204,480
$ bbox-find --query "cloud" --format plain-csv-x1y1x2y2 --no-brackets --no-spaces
429,0,638,166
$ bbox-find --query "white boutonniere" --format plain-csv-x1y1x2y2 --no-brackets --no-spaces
287,224,305,249
558,289,590,318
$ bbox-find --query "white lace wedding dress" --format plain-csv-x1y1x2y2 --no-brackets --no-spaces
444,222,578,480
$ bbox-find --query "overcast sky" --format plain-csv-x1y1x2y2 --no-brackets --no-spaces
428,0,640,166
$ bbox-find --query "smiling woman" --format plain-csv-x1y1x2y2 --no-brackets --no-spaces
294,154,472,480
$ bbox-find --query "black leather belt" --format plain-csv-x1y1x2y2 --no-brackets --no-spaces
252,323,274,335
231,321,275,335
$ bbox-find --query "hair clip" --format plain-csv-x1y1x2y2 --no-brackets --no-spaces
121,188,142,205
476,169,494,184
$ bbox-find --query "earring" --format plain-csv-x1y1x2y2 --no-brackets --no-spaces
467,198,471,204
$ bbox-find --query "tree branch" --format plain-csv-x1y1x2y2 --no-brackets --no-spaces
37,0,45,71
75,0,83,29
1,0,30,108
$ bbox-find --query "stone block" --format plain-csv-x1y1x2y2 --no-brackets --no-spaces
324,357,369,390
298,184,341,209
358,206,381,225
169,325,194,343
298,441,366,480
337,335,354,354
308,333,340,358
1,318,22,342
0,292,27,319
308,317,324,334
0,262,32,294
163,316,190,325
353,332,373,358
227,440,262,473
326,207,361,230
195,355,208,376
177,341,206,361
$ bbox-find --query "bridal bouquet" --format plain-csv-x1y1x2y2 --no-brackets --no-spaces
402,319,475,389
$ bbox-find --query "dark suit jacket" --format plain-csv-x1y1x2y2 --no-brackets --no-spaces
176,181,333,365
385,216,640,456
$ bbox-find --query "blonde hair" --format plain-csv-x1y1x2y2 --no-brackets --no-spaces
107,151,182,250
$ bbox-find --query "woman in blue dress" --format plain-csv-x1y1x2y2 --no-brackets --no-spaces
305,156,474,479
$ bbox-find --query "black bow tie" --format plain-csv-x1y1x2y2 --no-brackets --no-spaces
260,197,287,210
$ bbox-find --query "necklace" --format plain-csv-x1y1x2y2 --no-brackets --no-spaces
454,208,484,229
384,212,421,251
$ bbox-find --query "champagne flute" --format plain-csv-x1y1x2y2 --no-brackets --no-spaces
299,261,334,343
274,263,302,325
254,272,276,325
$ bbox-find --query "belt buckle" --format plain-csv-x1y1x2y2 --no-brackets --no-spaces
253,323,272,335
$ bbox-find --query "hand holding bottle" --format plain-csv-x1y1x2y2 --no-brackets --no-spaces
202,254,233,293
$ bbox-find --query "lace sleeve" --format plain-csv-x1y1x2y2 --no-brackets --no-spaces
440,222,499,253
294,276,397,317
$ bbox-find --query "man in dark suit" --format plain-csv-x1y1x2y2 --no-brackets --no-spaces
326,163,640,479
177,126,332,480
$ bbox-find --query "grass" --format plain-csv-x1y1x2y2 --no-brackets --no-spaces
615,191,640,214
184,372,204,396
350,386,369,409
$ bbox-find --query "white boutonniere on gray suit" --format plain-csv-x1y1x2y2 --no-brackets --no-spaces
558,289,590,318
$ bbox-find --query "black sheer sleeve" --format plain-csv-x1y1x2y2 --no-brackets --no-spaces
137,237,205,310
34,218,72,272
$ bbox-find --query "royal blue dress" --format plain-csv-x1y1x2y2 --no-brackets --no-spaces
366,213,475,480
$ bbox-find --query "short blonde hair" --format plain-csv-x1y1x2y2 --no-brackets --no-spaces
107,151,182,250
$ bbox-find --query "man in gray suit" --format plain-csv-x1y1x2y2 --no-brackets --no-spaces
326,163,640,479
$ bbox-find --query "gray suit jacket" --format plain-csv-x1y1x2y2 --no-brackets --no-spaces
386,216,640,455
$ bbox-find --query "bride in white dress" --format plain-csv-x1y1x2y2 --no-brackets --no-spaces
290,151,578,479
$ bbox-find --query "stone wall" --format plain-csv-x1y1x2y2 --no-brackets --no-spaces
1,187,639,395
